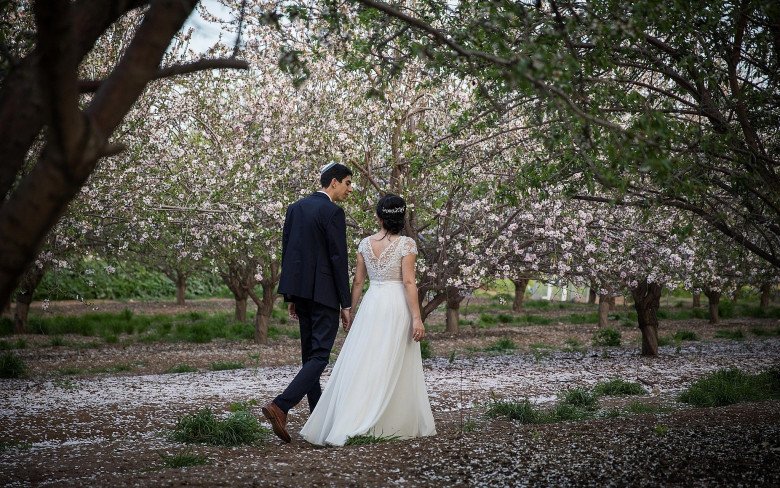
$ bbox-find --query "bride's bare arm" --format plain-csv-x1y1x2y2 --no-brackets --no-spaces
401,253,425,341
350,253,367,311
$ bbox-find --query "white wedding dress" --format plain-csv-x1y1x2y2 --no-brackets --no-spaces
300,236,436,446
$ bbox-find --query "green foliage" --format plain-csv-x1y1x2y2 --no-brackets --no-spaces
35,259,231,301
160,449,209,468
718,300,735,319
566,312,599,324
592,328,621,347
0,352,27,378
562,338,585,353
484,338,517,352
167,364,198,374
625,401,668,415
654,424,669,436
678,368,780,407
0,338,27,350
0,317,11,335
559,388,599,410
170,408,270,446
420,339,432,359
210,361,244,371
344,432,401,445
750,326,780,337
486,399,539,423
593,379,644,397
524,300,551,309
714,329,745,340
228,399,259,412
672,330,699,341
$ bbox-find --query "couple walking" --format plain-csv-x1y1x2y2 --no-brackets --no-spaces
261,162,436,446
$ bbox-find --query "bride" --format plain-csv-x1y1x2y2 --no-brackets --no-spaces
300,194,437,446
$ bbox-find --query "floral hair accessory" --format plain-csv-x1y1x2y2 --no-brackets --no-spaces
382,206,406,214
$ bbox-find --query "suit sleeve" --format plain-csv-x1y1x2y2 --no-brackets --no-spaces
326,207,351,309
281,205,292,263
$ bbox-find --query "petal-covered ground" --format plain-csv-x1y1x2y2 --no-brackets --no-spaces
1,335,779,487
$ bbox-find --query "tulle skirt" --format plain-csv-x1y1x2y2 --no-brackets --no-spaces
300,281,436,446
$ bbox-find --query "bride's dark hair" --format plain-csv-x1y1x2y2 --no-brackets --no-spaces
376,194,406,235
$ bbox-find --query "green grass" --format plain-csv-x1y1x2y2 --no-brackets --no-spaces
751,326,780,337
672,330,699,341
0,338,27,350
487,394,597,424
565,312,599,324
559,388,599,410
210,361,244,371
486,399,540,423
167,364,198,374
592,328,621,347
228,399,259,412
23,311,256,344
562,338,585,353
714,328,745,340
678,368,780,407
420,339,432,359
344,432,401,445
484,338,517,352
593,379,645,397
0,441,32,452
160,449,210,468
170,408,270,446
0,352,27,378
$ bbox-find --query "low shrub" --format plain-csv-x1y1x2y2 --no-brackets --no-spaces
592,328,621,347
485,338,517,352
593,379,645,397
678,368,780,407
714,329,745,340
0,352,27,378
420,339,432,359
170,408,270,446
672,330,699,341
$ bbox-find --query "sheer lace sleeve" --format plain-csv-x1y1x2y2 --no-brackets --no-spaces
400,237,418,257
358,237,371,257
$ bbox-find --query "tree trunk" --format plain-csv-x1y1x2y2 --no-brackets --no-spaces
731,285,741,303
692,292,701,308
512,278,529,312
704,289,720,324
14,265,46,334
445,287,461,334
253,283,275,345
759,283,771,309
175,270,186,306
588,287,597,304
598,294,610,328
608,296,616,310
235,296,248,323
630,279,663,357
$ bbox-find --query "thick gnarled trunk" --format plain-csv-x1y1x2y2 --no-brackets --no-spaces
14,265,46,334
512,278,529,312
630,279,663,356
251,283,276,345
704,289,720,324
692,292,701,308
588,287,597,305
760,283,771,309
445,286,462,334
598,294,610,328
175,270,187,306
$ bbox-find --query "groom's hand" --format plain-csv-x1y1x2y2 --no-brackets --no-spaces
341,308,351,331
288,303,298,321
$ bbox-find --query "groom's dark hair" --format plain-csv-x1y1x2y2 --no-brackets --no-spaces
320,163,353,188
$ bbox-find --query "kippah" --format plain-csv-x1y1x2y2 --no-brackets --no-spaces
320,161,338,174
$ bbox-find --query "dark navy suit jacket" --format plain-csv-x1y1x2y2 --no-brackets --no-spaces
277,192,351,310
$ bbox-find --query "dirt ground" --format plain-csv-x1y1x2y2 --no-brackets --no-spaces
1,299,779,487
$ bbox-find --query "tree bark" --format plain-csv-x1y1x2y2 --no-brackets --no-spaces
760,283,771,309
251,282,276,345
630,279,663,356
512,278,529,312
14,265,46,334
692,292,701,308
608,295,616,310
588,287,597,304
175,270,186,306
0,0,201,309
704,289,721,324
598,294,610,328
234,296,248,323
445,287,462,334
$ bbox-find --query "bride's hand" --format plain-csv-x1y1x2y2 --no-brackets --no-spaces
411,318,425,342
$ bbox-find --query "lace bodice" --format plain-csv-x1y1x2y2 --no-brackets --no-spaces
358,236,417,282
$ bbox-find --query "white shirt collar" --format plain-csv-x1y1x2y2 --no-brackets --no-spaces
317,190,333,202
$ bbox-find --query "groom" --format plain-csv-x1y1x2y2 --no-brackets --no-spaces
262,162,353,443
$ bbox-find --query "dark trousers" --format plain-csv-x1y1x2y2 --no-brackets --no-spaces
274,298,339,413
